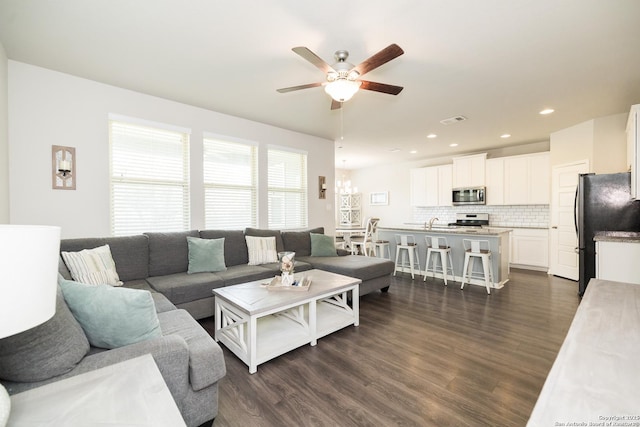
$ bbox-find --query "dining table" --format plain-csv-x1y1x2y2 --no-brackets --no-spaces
335,225,366,251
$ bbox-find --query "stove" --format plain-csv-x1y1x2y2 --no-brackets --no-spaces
448,213,489,228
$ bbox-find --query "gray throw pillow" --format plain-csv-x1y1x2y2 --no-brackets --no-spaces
0,286,89,382
59,278,162,349
187,236,227,274
310,233,338,257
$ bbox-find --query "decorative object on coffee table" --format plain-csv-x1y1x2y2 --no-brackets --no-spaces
278,251,295,286
0,225,61,427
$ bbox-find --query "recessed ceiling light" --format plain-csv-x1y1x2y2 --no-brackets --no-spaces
539,108,555,115
449,143,458,147
389,148,400,153
427,133,437,139
501,134,511,138
410,150,417,154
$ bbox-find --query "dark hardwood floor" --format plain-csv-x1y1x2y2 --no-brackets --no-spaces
199,269,580,427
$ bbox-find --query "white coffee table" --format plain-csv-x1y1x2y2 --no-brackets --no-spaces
213,269,360,374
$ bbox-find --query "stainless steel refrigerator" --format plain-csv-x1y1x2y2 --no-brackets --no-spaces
577,172,640,296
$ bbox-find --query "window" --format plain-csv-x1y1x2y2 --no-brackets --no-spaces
268,147,308,229
109,118,190,236
203,136,257,229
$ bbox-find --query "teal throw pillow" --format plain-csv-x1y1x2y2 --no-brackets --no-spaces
310,233,338,257
187,236,227,274
58,278,162,349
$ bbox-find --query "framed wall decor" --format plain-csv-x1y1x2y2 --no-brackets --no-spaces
369,191,389,206
52,145,76,190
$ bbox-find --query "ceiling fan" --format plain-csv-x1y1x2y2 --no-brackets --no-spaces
277,43,404,110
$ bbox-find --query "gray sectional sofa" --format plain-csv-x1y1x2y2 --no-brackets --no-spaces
58,227,395,321
0,226,393,427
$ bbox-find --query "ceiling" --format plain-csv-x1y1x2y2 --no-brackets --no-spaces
1,0,639,169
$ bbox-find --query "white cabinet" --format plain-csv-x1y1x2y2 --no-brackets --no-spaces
485,157,504,205
627,104,639,199
410,168,429,206
510,228,549,270
438,164,453,206
410,165,452,206
596,241,640,284
338,193,361,225
452,153,486,188
503,152,550,205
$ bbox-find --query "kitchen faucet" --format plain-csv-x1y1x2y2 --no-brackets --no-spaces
428,217,439,230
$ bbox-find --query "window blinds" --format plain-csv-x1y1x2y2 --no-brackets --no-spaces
267,148,308,229
203,137,257,229
109,120,190,236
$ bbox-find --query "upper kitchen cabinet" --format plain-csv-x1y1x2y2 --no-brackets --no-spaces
438,164,453,206
452,153,486,188
485,157,504,205
410,167,430,206
410,165,452,206
627,104,639,199
504,152,550,205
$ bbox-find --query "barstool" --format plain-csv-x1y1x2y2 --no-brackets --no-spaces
460,239,494,294
394,234,420,279
371,220,390,259
423,235,456,286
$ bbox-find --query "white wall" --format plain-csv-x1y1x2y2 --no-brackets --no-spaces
0,42,8,223
550,112,627,172
8,61,336,238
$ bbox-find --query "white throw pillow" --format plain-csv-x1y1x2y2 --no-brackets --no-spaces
61,244,123,286
245,236,278,265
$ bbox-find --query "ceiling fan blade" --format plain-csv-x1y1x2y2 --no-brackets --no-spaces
359,80,404,95
353,44,404,76
331,99,342,110
292,47,335,74
276,82,324,93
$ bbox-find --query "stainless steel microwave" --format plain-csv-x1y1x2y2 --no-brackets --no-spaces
452,187,486,205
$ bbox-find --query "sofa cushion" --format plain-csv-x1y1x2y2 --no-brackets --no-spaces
61,244,123,286
213,264,275,286
147,272,224,305
301,255,395,282
59,278,162,349
199,229,248,266
245,228,284,253
187,237,226,274
60,235,149,281
281,227,324,256
145,230,199,276
310,233,338,257
0,286,89,382
245,236,278,265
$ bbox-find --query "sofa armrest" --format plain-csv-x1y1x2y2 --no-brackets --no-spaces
158,309,226,391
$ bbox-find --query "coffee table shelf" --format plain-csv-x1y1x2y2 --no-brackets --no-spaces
213,270,361,373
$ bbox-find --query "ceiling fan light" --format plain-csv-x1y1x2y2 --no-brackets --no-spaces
325,79,362,102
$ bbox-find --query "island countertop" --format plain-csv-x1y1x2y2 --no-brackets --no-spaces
376,225,511,289
593,231,640,243
378,225,512,236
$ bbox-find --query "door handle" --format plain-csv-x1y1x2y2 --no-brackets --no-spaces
552,226,558,229
574,247,579,254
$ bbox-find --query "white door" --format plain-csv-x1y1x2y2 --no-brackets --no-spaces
549,160,589,280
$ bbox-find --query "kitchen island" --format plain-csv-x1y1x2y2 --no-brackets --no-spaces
378,225,511,289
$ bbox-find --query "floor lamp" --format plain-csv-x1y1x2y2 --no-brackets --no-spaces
0,225,61,427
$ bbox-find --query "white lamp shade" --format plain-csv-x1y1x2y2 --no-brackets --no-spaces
324,79,362,102
0,225,61,338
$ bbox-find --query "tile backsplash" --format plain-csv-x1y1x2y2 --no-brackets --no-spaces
413,205,549,229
